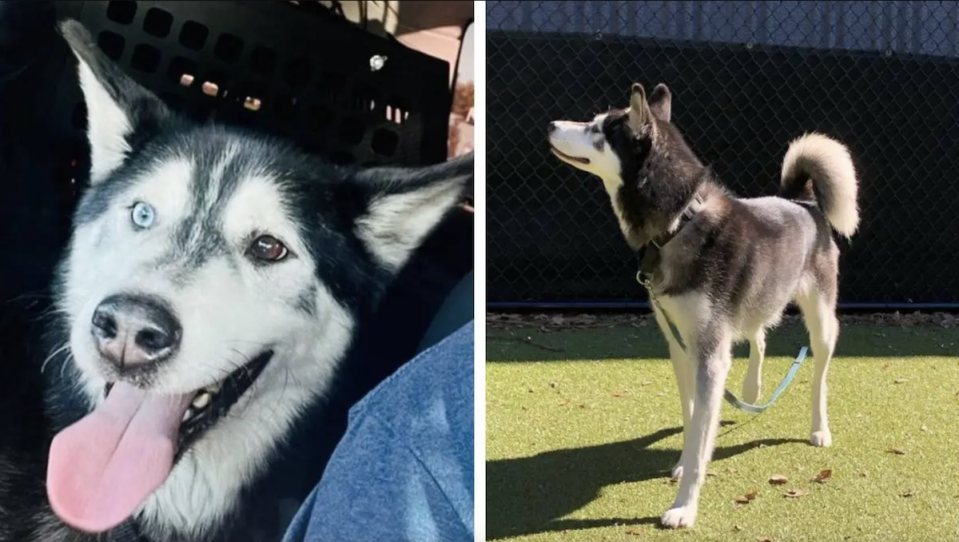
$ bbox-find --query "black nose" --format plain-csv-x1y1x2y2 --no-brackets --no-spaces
547,122,558,135
91,294,181,370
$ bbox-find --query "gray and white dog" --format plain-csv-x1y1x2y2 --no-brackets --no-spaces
547,83,859,528
0,20,471,542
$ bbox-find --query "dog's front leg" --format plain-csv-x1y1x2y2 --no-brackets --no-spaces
652,306,695,479
666,333,694,479
660,326,732,529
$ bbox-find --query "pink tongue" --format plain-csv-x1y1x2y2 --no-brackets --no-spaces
46,382,193,533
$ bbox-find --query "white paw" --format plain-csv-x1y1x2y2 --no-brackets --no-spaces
810,429,832,447
660,505,697,529
741,379,761,404
671,463,684,480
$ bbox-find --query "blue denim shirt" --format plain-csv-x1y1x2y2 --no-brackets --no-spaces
282,322,474,542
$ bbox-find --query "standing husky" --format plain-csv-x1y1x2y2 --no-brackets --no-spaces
0,20,472,542
547,83,859,528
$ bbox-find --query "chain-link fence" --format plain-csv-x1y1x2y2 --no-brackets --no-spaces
487,1,959,309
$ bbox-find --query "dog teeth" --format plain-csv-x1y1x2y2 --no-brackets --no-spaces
182,408,193,422
204,382,222,394
192,392,211,410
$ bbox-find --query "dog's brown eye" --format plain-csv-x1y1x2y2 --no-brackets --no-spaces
248,235,288,262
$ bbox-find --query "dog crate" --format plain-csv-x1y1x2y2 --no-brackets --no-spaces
41,1,451,199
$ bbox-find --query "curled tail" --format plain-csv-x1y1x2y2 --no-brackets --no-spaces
780,133,860,238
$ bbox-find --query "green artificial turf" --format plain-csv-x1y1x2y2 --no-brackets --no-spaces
486,321,959,542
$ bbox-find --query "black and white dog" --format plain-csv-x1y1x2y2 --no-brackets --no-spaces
0,20,472,541
547,83,859,528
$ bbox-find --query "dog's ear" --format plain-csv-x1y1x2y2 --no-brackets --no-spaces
353,152,473,272
59,20,171,185
627,83,651,130
648,83,672,122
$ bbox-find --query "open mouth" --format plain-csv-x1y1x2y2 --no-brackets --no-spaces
104,350,273,456
45,351,274,533
550,145,591,165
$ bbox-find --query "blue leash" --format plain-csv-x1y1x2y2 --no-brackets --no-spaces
722,347,807,413
637,271,808,414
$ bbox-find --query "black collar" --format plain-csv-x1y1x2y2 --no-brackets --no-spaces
635,194,704,278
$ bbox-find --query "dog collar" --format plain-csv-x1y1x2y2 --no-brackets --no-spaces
651,194,704,249
635,194,704,281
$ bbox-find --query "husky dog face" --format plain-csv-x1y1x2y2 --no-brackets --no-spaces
547,83,672,186
46,21,471,538
547,83,708,249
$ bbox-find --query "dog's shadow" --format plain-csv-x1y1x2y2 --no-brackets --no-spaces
486,425,806,539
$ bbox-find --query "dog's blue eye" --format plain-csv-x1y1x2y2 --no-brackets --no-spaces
131,202,156,229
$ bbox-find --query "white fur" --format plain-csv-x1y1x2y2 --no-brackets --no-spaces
357,180,462,271
73,59,133,184
781,132,860,237
547,115,632,236
64,158,194,405
794,287,837,447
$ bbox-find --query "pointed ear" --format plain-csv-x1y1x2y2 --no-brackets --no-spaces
648,83,672,122
59,20,171,184
354,152,473,271
627,83,650,130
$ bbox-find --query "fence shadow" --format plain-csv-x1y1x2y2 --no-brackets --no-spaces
486,426,807,540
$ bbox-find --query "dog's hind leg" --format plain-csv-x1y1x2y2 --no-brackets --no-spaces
741,330,765,404
660,323,732,529
796,287,838,447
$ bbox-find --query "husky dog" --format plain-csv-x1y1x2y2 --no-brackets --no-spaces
0,20,472,542
547,83,859,528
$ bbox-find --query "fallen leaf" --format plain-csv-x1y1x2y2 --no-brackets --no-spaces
727,467,740,474
921,424,931,434
900,490,915,498
886,448,906,455
734,490,759,506
706,470,717,477
558,399,571,407
732,525,743,532
812,469,833,483
894,377,906,384
768,474,788,485
784,489,808,498
610,390,625,398
527,388,534,393
577,403,587,409
625,528,642,536
757,537,773,542
549,382,558,389
641,380,652,386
